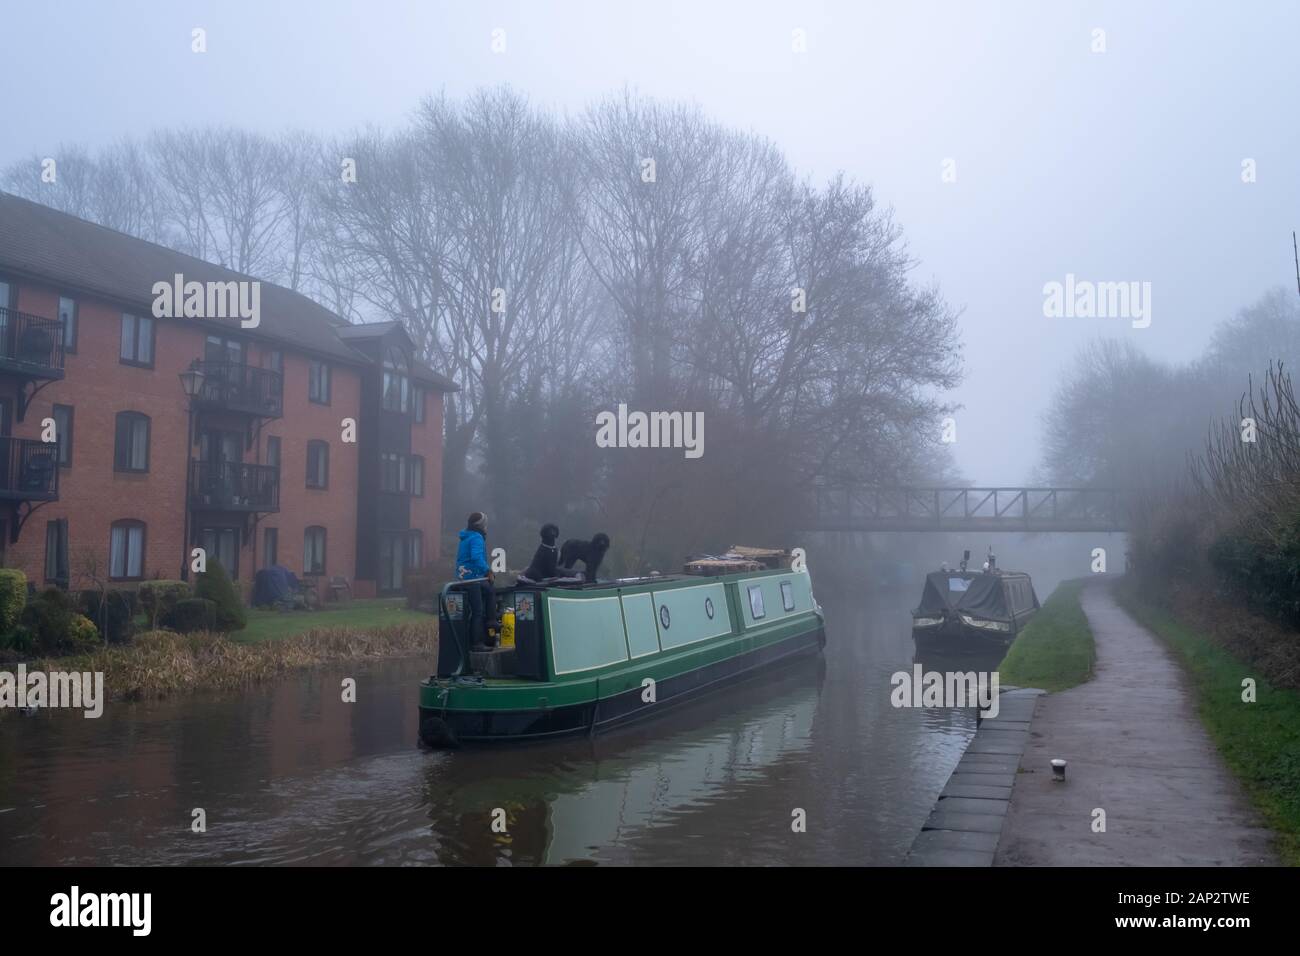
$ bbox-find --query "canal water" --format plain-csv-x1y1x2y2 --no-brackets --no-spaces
0,582,1005,866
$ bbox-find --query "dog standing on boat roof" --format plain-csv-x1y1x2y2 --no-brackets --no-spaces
559,533,611,582
523,523,561,580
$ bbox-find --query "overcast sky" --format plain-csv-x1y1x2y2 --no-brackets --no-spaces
2,0,1297,484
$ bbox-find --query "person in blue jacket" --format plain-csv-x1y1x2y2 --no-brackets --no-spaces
455,511,495,649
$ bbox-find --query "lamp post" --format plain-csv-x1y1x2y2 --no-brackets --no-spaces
178,361,205,581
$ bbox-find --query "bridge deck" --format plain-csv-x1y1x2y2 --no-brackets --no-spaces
811,487,1126,533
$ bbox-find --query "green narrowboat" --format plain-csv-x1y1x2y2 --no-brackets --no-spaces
418,564,826,747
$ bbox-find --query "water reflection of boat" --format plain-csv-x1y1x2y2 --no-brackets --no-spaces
419,659,823,865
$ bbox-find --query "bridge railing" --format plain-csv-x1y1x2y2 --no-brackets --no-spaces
810,486,1125,532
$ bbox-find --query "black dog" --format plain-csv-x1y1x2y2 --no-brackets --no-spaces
559,533,611,583
523,523,560,580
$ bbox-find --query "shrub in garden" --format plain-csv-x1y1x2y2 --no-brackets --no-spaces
0,568,27,635
138,580,192,628
78,589,137,644
21,587,102,656
195,560,246,631
0,624,34,655
165,597,217,634
404,570,439,611
66,613,102,653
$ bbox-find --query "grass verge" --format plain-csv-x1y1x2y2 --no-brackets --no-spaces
16,621,437,706
237,598,431,643
1116,585,1300,865
998,578,1095,693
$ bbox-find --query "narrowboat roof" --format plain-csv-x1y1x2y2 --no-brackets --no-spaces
914,568,1037,622
504,565,795,594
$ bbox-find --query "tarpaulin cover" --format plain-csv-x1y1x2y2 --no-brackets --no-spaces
254,565,300,607
914,571,1012,622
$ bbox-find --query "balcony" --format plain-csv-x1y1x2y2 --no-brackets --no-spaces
192,361,283,419
0,307,65,379
190,460,279,512
0,436,59,501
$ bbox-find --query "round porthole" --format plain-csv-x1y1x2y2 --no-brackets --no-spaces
659,605,671,629
704,597,715,620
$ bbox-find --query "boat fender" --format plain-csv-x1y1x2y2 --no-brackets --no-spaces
419,715,459,749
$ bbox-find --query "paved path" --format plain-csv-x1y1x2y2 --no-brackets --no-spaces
994,580,1276,866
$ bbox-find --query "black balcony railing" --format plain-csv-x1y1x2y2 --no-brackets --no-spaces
193,361,283,418
189,460,279,512
0,307,66,376
0,436,59,500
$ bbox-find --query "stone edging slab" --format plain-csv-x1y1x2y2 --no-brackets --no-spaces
904,687,1044,866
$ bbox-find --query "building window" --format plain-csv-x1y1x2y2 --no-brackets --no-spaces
412,385,425,424
264,349,283,373
304,526,326,575
306,440,329,489
205,334,244,365
45,519,69,587
308,360,331,404
379,532,402,591
382,346,410,413
53,404,73,467
58,296,77,353
109,520,146,580
119,313,154,367
408,530,423,571
410,455,424,497
113,411,150,473
266,435,281,470
380,451,406,493
263,527,278,568
200,527,239,579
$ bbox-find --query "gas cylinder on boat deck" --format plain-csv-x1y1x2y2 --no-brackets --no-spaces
501,608,516,648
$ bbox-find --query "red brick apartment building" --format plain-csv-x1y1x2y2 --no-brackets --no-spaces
0,192,455,601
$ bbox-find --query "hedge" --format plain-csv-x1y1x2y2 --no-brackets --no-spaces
0,568,27,634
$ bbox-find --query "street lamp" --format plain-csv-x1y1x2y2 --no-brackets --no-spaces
178,362,206,400
178,362,205,581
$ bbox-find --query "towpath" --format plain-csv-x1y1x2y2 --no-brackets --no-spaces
994,579,1276,865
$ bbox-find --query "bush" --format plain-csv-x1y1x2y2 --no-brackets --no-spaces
66,613,102,653
195,560,246,632
404,570,440,611
1208,515,1300,629
0,568,27,635
21,587,81,656
165,598,217,634
138,580,192,628
79,589,137,645
0,623,34,654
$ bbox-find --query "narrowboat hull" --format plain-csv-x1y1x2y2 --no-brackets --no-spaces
419,568,825,747
910,610,1028,649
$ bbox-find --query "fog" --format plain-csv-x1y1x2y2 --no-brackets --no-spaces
5,1,1298,487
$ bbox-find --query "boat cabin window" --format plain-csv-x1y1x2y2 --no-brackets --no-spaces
748,585,766,620
780,580,795,612
948,577,970,592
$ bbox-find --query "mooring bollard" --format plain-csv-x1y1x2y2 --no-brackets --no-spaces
1051,758,1068,782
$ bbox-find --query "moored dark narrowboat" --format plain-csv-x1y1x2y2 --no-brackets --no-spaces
418,553,825,747
911,551,1039,647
